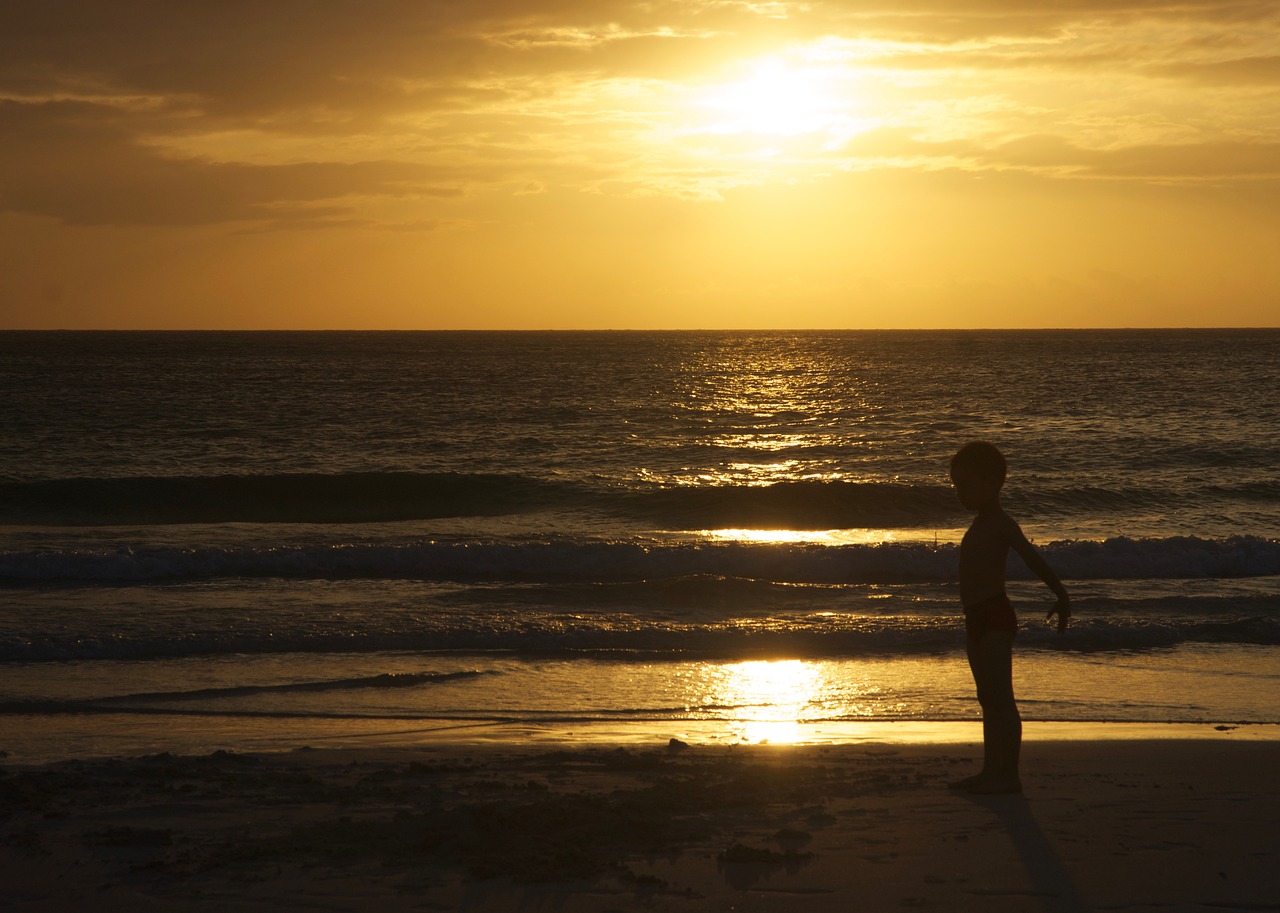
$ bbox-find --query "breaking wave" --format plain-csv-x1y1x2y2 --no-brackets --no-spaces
5,471,1276,532
2,535,1278,586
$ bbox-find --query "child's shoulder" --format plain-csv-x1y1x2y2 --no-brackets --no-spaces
972,506,1023,539
993,504,1020,524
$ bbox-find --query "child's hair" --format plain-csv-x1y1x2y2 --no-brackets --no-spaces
951,441,1007,485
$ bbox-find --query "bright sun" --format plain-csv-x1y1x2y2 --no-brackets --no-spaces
695,55,851,137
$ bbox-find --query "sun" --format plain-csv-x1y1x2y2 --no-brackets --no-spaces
694,55,851,137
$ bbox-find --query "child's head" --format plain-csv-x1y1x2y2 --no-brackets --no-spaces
951,441,1007,485
950,441,1006,510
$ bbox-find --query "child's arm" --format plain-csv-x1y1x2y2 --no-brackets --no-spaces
1007,520,1071,633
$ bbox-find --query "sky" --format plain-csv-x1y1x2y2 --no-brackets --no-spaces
2,1,1278,329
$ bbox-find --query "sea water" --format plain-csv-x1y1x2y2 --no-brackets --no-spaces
1,330,1278,761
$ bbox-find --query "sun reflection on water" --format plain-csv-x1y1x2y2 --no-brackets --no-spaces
700,659,826,744
700,527,904,544
660,338,887,495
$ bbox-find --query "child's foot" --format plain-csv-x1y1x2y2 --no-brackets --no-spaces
966,776,1022,795
948,772,988,791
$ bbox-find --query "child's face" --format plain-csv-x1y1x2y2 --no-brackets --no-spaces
951,468,1000,511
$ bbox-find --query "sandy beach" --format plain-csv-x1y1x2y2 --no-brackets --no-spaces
3,728,1277,912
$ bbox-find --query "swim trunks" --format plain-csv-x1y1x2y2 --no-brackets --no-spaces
964,593,1018,639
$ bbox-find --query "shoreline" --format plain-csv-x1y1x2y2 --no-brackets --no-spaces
3,715,1278,769
3,735,1276,911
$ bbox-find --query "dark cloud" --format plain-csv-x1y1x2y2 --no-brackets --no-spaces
0,99,455,226
0,2,744,227
5,2,1270,118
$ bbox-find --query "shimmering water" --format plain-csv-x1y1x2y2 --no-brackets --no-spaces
2,330,1278,761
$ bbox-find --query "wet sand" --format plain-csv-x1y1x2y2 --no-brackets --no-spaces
2,729,1277,911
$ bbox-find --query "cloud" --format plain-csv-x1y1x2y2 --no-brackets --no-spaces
2,0,1278,227
990,134,1280,182
0,99,456,226
1152,54,1280,85
837,128,1280,181
7,1,1236,124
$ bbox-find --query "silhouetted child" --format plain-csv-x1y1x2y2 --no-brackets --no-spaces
949,441,1070,794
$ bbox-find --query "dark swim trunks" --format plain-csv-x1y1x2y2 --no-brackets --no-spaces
964,593,1018,639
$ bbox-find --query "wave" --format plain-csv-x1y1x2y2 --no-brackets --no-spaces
2,535,1278,587
0,473,571,525
0,670,490,715
1022,481,1280,515
0,472,969,528
6,471,1278,531
3,611,1276,665
111,669,490,702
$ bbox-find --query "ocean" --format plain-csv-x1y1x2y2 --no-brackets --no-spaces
2,329,1278,761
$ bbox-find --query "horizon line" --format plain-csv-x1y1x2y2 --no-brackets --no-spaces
3,326,1279,333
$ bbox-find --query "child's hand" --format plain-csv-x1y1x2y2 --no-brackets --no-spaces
1046,595,1071,634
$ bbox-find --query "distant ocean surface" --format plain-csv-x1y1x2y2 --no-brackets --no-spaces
2,330,1278,760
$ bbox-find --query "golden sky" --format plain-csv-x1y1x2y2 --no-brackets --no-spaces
2,1,1278,329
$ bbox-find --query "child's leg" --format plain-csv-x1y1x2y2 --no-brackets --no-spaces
965,630,1021,792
